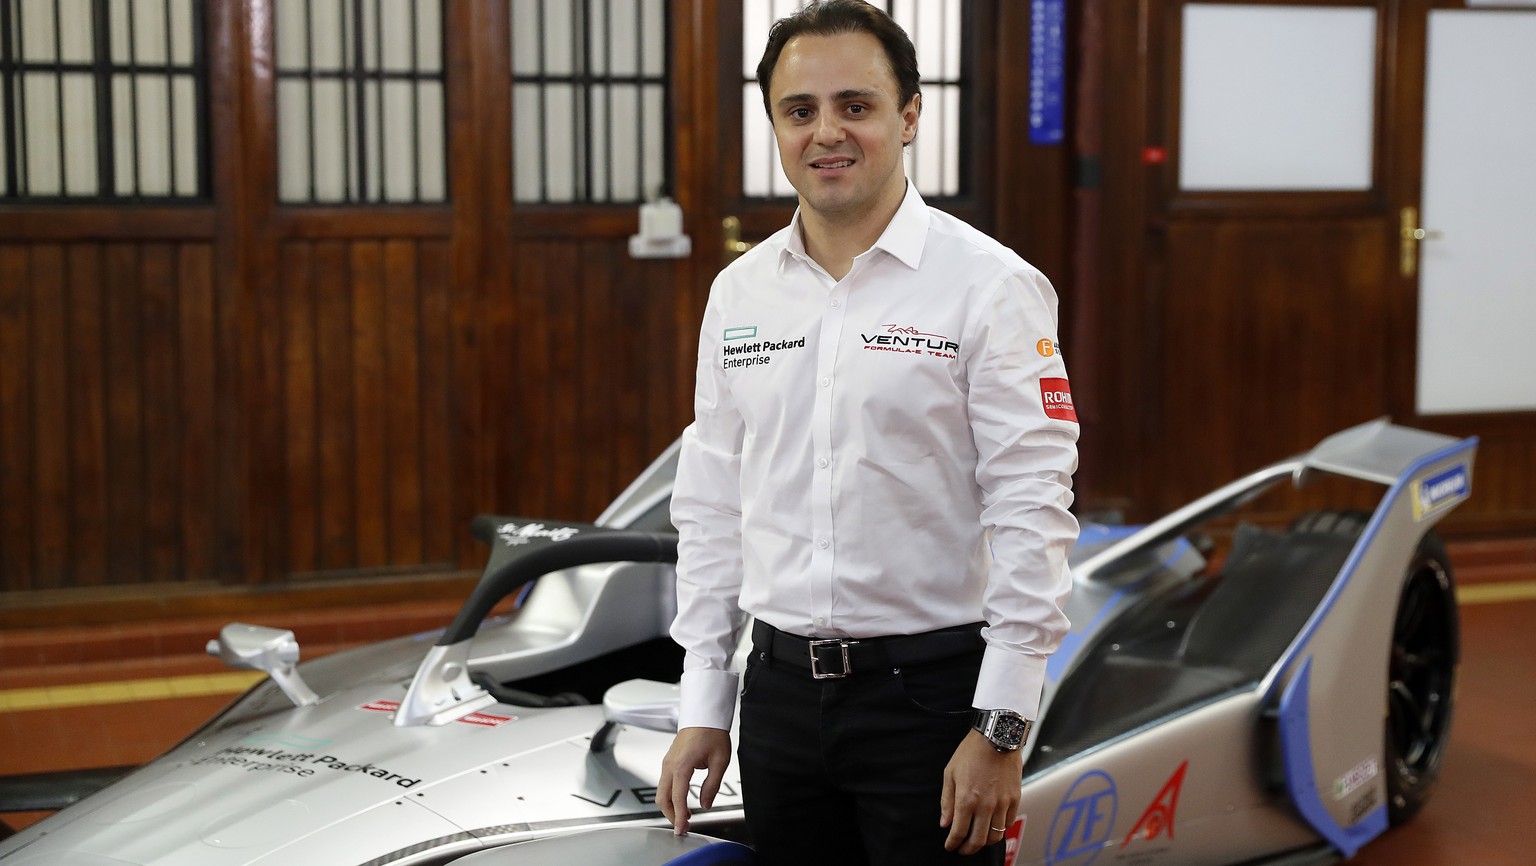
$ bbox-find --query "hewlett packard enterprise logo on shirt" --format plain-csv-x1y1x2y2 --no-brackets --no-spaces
722,327,807,370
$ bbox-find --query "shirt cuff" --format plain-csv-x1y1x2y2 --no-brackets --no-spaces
972,646,1048,719
677,668,740,731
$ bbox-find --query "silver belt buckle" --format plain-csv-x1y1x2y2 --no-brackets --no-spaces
808,639,853,679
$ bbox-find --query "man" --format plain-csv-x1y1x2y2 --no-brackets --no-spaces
658,1,1078,862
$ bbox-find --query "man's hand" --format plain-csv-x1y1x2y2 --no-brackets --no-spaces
940,729,1024,855
658,726,733,836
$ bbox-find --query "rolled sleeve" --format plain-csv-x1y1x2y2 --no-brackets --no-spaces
669,283,750,731
964,266,1080,716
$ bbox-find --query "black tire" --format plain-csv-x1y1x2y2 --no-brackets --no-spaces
1287,509,1458,825
1384,534,1457,824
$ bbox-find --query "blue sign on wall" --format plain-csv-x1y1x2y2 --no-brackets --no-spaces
1030,0,1067,145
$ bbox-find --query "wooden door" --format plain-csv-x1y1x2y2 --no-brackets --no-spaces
1083,0,1536,532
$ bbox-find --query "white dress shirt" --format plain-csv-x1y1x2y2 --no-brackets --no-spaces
670,183,1079,732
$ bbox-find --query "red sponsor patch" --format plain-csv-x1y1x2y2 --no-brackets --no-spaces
360,699,401,713
1040,377,1077,423
459,711,516,728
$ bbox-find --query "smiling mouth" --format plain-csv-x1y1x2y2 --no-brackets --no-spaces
812,159,855,169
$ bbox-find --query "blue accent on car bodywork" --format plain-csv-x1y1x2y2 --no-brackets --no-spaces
663,840,756,865
1278,659,1387,858
1271,435,1477,856
1266,435,1477,707
1076,523,1142,547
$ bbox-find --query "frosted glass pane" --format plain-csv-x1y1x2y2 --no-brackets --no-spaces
512,83,544,202
1179,5,1377,191
23,75,61,194
62,75,99,195
382,80,416,201
134,77,171,194
1417,11,1536,414
59,0,94,63
416,82,446,200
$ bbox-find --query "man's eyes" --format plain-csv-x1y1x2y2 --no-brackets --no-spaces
783,103,870,121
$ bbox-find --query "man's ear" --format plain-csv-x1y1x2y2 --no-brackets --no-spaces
901,93,922,144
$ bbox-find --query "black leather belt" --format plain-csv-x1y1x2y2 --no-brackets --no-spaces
752,619,986,680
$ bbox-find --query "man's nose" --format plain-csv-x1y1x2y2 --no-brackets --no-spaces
813,114,845,145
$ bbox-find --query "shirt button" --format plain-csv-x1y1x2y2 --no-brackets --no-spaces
817,457,829,469
830,299,841,308
817,538,829,549
815,616,827,627
820,377,831,388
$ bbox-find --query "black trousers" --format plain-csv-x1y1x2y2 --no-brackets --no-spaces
737,633,1007,866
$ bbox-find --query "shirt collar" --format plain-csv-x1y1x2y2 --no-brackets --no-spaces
778,181,930,273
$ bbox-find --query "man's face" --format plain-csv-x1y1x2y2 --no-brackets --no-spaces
768,31,920,224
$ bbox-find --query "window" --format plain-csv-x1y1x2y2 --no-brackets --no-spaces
274,0,447,204
740,0,968,199
510,0,669,204
0,0,206,201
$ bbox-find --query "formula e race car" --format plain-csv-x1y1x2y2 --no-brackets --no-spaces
0,419,1475,866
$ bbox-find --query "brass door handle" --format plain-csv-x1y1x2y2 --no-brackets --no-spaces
723,216,756,260
1400,206,1443,277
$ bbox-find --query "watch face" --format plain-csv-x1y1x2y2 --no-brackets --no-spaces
993,713,1027,746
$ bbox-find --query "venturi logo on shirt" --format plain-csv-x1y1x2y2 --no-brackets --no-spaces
861,324,960,360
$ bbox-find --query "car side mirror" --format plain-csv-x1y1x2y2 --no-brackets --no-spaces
591,679,680,752
207,623,320,708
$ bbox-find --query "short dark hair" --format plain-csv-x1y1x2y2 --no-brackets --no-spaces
756,0,921,117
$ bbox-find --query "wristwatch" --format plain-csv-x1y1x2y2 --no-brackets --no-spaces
972,708,1032,752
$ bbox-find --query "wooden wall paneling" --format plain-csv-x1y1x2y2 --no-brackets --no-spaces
350,241,390,567
383,240,426,566
578,240,613,517
0,247,34,589
499,241,549,518
646,256,686,466
244,243,289,586
141,243,184,583
453,0,500,564
669,0,721,433
992,0,1068,281
417,240,457,566
207,0,254,585
177,243,218,584
30,245,71,589
282,240,320,575
1076,0,1154,517
545,242,583,520
67,244,109,588
246,0,289,586
617,258,661,480
1157,217,1394,516
104,244,146,586
314,241,357,570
